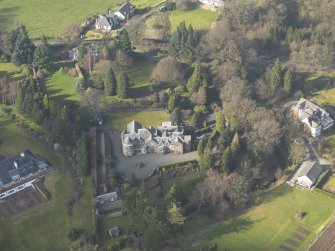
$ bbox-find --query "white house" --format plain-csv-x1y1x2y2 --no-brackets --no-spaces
95,14,119,31
287,160,324,188
114,1,135,21
292,98,333,137
198,0,225,7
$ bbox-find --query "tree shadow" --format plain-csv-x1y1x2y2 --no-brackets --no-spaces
251,185,293,207
204,216,260,241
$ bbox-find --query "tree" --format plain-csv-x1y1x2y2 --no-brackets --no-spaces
190,112,202,129
119,29,132,55
171,108,181,124
61,23,80,47
215,112,225,133
104,67,117,96
129,173,137,187
11,25,34,66
150,57,186,89
247,112,282,155
32,36,51,71
168,202,186,226
187,63,208,93
221,146,233,173
283,69,293,93
197,139,205,158
117,72,130,99
168,93,179,112
270,58,282,92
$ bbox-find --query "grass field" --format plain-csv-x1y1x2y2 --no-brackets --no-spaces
0,0,169,38
45,71,80,103
192,185,335,251
0,63,25,81
0,118,93,251
106,110,170,131
128,58,156,89
301,69,335,105
98,215,129,245
169,8,219,31
0,0,126,38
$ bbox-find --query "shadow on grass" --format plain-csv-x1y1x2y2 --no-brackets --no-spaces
304,75,335,94
204,216,260,241
46,89,77,107
251,185,293,208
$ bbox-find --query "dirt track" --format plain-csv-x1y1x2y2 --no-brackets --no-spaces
309,220,335,251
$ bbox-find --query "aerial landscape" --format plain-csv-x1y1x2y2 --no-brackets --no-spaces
1,0,335,250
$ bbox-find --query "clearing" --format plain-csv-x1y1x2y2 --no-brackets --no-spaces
169,8,219,31
191,185,335,251
0,118,93,251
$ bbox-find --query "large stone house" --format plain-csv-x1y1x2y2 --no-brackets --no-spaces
287,160,324,188
121,121,192,157
292,98,333,137
0,150,53,200
198,0,225,7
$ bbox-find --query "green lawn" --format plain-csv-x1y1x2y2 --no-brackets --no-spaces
301,69,335,105
98,215,130,244
169,8,219,31
128,58,156,89
0,118,93,251
46,71,80,103
0,0,126,38
106,110,170,131
192,185,335,251
0,63,25,81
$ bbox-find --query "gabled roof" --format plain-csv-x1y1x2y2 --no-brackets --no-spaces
96,192,118,204
127,120,142,134
118,1,135,14
96,15,112,27
296,160,323,183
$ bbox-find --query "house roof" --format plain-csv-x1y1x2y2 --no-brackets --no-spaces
118,1,135,14
108,227,120,236
127,120,142,134
96,192,118,204
0,150,47,188
296,160,323,183
96,15,112,27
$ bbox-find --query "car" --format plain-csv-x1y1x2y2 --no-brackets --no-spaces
159,6,167,12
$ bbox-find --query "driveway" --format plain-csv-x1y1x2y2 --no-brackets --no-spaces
108,132,199,179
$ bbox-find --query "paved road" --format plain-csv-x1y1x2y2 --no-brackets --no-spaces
108,132,199,179
100,131,107,184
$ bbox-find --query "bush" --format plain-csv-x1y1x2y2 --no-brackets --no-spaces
176,0,197,10
0,54,9,63
67,228,84,241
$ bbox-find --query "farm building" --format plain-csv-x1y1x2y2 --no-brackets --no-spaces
287,160,324,188
291,98,333,137
121,121,192,157
0,150,53,200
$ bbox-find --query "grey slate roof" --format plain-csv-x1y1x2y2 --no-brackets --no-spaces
96,192,118,204
296,160,323,183
0,150,46,187
118,1,135,14
96,16,112,27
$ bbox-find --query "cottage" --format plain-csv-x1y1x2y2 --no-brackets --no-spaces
287,160,324,188
114,1,135,21
292,98,333,137
95,13,119,31
121,121,192,157
0,150,53,200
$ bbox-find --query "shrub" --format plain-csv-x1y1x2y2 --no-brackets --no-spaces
67,228,84,241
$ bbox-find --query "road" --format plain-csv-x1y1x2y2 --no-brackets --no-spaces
107,132,199,179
